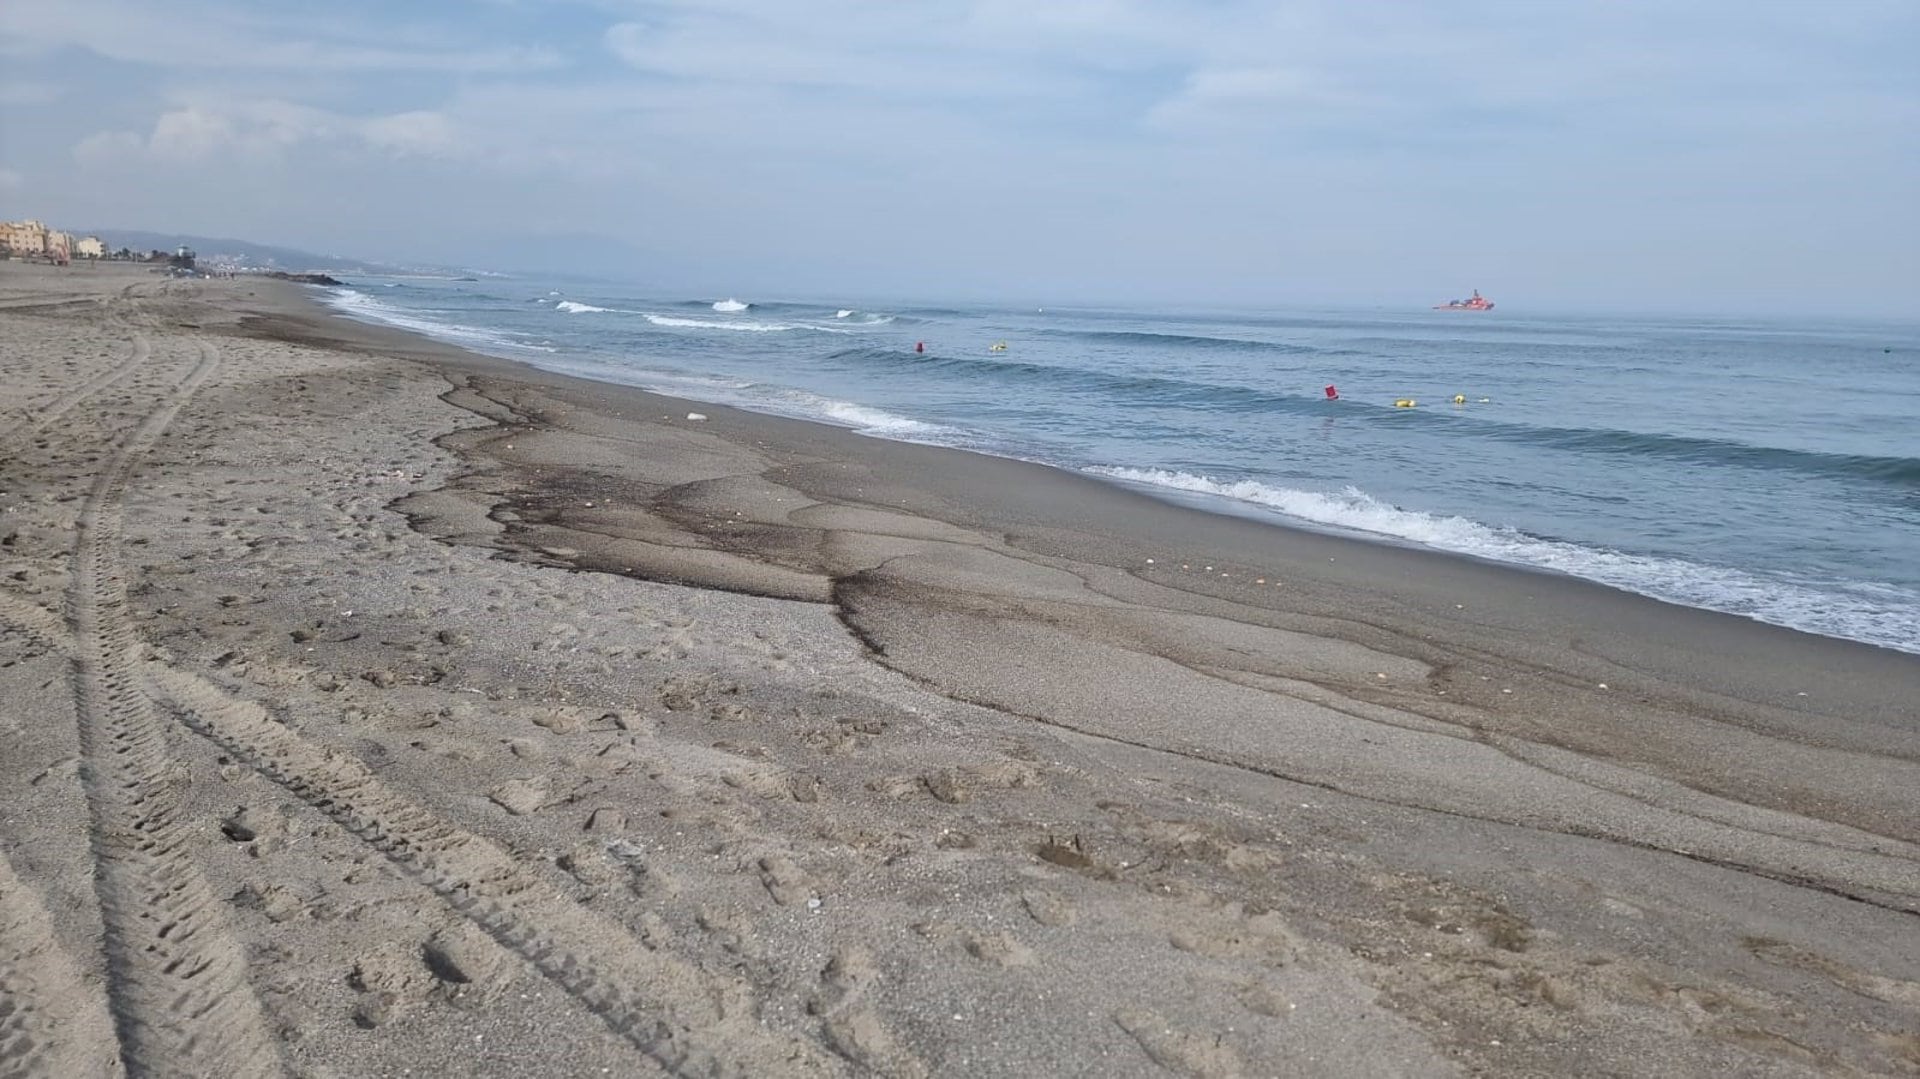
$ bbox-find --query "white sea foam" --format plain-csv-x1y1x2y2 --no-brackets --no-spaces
713,298,749,312
320,288,556,353
812,398,945,437
1088,466,1920,653
523,357,943,441
641,313,851,334
646,314,786,332
836,309,855,318
555,300,610,313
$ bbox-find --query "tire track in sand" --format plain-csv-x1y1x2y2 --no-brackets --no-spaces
0,852,118,1079
147,667,837,1078
64,337,284,1077
6,521,836,1074
0,299,153,454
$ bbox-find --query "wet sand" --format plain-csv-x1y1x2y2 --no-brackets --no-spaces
2,262,1916,1077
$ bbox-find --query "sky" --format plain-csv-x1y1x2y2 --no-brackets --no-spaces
1,0,1916,315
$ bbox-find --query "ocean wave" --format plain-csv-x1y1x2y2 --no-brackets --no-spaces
833,344,1919,487
645,314,788,333
1088,467,1920,653
644,314,851,334
830,309,896,325
1045,328,1313,354
320,288,557,354
713,298,750,313
807,397,947,438
550,361,946,440
555,300,611,314
828,346,1311,412
1423,413,1920,487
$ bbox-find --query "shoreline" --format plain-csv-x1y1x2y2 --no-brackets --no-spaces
262,272,1920,845
313,281,1920,664
4,262,1917,1076
302,280,1918,707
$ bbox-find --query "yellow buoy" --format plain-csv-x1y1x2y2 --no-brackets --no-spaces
1452,394,1466,405
1394,398,1416,408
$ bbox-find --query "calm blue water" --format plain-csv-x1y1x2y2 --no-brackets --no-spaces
324,279,1920,655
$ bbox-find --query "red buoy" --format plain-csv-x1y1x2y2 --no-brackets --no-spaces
1324,384,1339,400
915,341,925,353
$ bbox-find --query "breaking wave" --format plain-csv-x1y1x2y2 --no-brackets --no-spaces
319,288,556,354
1087,467,1920,653
643,314,851,334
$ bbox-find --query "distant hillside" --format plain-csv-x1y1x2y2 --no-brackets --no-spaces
83,230,482,277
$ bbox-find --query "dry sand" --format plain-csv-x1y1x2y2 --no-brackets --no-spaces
1,262,1915,1077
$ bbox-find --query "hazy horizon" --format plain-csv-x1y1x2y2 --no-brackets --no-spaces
3,1,1916,318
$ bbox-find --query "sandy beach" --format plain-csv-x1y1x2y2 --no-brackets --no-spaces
1,262,1916,1077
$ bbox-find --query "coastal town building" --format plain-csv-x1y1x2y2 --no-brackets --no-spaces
75,235,106,259
0,220,76,263
1,219,50,257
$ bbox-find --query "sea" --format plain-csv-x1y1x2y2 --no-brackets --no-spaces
321,279,1920,656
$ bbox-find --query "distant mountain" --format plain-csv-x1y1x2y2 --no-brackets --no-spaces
82,230,484,277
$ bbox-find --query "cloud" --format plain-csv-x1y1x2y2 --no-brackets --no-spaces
597,5,1120,105
149,107,242,160
73,101,465,166
4,0,564,74
72,130,145,166
361,111,460,158
1143,66,1351,131
13,0,1916,313
601,22,652,68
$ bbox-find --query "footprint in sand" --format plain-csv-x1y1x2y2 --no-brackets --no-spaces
488,775,554,815
1021,890,1077,927
1113,1007,1243,1078
757,853,815,907
1168,907,1296,965
962,929,1036,968
823,1010,929,1079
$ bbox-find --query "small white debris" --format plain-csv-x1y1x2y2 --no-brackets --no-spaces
686,412,708,421
1597,683,1609,689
